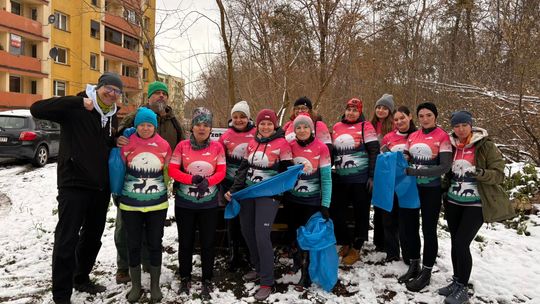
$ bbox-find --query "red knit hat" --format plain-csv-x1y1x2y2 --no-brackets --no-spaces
256,109,277,126
346,98,363,113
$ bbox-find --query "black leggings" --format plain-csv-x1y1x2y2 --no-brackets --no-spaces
382,194,408,260
175,207,219,281
123,209,167,267
330,182,371,249
401,186,442,267
445,202,484,284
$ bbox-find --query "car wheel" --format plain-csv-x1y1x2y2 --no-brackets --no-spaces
32,145,48,167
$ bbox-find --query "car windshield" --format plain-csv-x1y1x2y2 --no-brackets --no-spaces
0,116,27,129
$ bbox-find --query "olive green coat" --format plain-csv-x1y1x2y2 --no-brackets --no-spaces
447,128,515,223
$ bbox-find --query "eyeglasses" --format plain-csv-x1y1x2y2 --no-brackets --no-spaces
104,85,123,96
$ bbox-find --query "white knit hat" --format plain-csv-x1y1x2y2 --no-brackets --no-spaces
231,100,250,118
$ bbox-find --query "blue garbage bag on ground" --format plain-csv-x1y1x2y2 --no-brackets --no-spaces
297,212,338,292
372,152,419,211
224,164,304,219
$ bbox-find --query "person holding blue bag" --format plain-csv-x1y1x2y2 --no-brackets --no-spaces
119,107,172,303
282,113,332,291
378,106,417,263
225,109,293,301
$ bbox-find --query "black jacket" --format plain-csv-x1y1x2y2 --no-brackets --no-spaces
30,93,118,191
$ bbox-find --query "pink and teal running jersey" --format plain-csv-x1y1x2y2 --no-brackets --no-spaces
218,126,257,187
406,127,452,187
382,130,409,152
244,137,292,185
332,121,378,183
284,120,332,144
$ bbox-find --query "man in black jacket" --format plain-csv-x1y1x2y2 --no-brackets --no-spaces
30,72,123,304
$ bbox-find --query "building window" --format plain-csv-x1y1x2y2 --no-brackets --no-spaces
9,34,22,55
104,27,122,46
103,59,109,72
54,11,69,31
143,17,150,30
91,0,99,7
9,76,21,93
122,65,137,77
31,44,37,58
31,8,38,21
53,81,66,96
31,81,37,94
90,20,100,38
90,53,99,70
123,35,139,51
142,68,148,81
54,47,68,64
10,1,21,15
123,9,138,25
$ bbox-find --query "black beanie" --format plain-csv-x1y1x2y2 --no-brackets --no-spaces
96,72,123,91
416,102,438,118
294,96,313,110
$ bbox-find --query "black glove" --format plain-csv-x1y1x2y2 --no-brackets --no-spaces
196,178,209,199
320,206,330,221
192,175,204,185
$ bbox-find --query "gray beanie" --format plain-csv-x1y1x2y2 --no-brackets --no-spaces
96,72,123,91
375,93,395,113
231,100,250,118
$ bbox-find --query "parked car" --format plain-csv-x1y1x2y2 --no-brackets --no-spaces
0,109,60,167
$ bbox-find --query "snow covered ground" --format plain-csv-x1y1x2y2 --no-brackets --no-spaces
0,163,539,304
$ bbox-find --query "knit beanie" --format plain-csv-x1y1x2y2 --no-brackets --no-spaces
294,96,313,110
134,107,158,128
346,98,363,113
375,93,395,113
451,110,473,127
96,72,123,91
293,113,314,132
191,107,213,127
231,100,251,118
147,81,168,98
256,109,277,126
416,102,438,118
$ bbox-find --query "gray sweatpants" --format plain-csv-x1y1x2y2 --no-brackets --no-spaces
239,197,279,286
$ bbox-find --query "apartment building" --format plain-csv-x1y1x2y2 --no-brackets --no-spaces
0,0,157,116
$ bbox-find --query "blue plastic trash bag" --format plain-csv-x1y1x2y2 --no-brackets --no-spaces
109,147,125,195
372,152,419,211
297,212,338,292
224,164,304,219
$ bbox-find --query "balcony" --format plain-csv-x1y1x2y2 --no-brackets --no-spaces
0,51,45,77
103,42,140,64
103,13,140,37
0,10,46,41
120,75,140,90
0,91,42,109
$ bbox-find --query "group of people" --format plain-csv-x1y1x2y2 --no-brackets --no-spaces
30,71,514,304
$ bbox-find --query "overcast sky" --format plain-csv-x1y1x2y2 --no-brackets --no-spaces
154,0,222,99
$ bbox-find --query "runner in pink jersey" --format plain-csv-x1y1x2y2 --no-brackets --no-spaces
225,109,293,301
379,106,417,265
283,96,332,146
400,102,452,292
168,107,225,300
330,98,380,266
283,113,332,290
370,93,396,255
218,100,257,271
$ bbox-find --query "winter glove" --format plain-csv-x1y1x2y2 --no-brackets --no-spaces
475,168,485,177
196,178,209,200
320,206,330,221
123,127,136,137
192,174,204,185
366,178,374,192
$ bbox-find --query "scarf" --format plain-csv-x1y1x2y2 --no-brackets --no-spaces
86,84,117,136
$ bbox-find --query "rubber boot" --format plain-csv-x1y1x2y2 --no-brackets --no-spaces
295,251,311,291
149,266,163,303
398,258,420,283
406,266,432,292
126,266,142,303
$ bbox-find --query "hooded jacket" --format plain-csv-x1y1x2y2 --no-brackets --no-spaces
444,127,515,223
30,92,118,191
